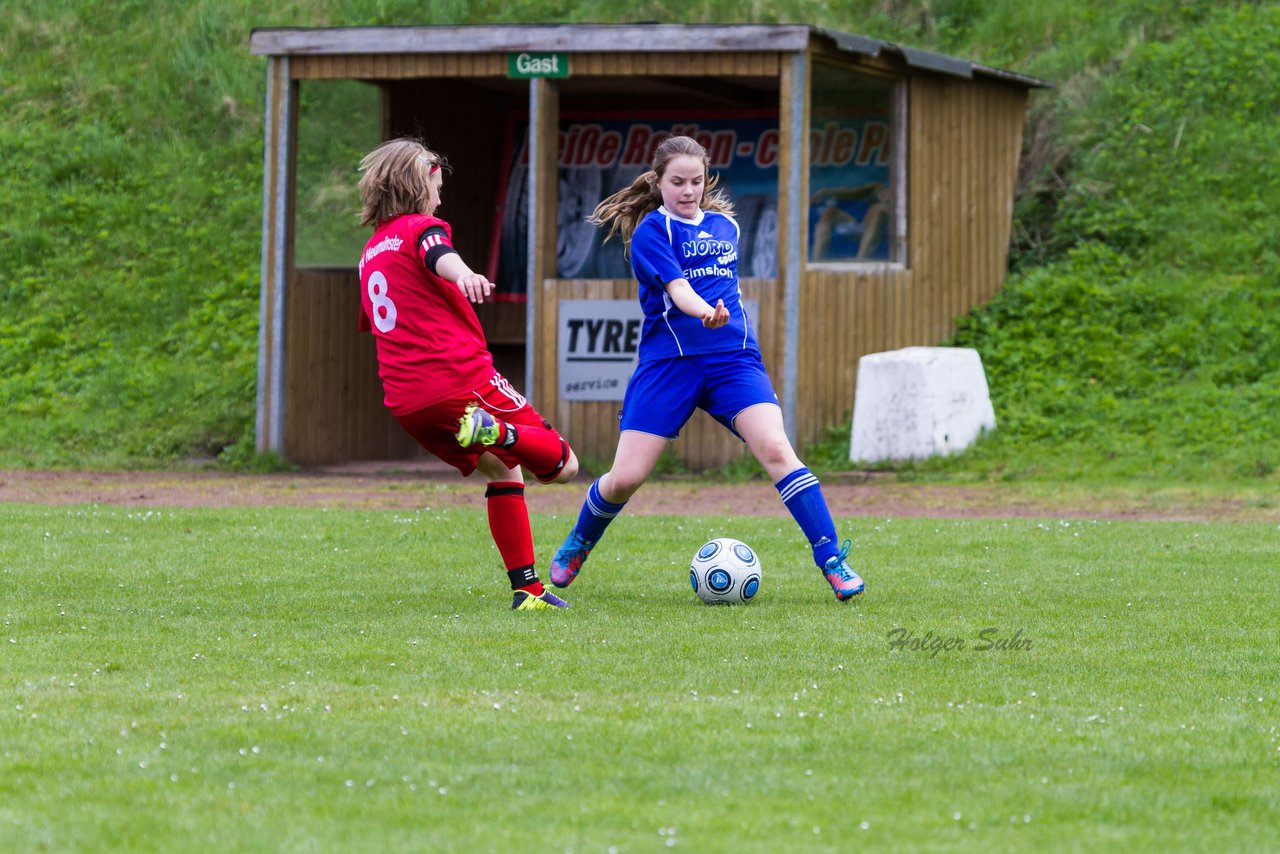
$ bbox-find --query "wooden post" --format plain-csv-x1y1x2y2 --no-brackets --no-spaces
778,50,808,445
525,77,559,404
256,56,295,454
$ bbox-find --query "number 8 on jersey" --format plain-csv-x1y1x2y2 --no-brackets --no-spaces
368,271,398,333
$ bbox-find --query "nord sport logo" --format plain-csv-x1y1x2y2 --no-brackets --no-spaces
680,238,734,258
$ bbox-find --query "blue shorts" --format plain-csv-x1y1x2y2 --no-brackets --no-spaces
619,349,779,440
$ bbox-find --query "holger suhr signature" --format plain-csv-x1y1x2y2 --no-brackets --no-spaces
887,627,1033,658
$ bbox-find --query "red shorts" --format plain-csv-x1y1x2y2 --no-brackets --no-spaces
394,373,562,478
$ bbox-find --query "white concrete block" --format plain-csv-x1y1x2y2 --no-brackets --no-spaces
850,347,996,463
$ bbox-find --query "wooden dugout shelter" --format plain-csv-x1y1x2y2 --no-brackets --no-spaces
249,24,1048,469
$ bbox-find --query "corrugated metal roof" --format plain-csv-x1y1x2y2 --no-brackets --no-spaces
248,23,1050,89
812,27,1049,88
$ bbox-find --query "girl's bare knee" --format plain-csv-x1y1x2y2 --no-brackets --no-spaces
757,439,797,471
602,471,644,502
554,453,580,484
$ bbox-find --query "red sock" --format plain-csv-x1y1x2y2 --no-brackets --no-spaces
500,422,570,483
485,481,542,595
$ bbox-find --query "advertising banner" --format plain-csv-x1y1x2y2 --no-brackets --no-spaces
807,114,893,262
558,298,760,401
496,114,781,297
494,111,892,297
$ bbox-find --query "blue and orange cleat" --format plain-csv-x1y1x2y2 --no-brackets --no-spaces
549,529,595,589
822,538,865,601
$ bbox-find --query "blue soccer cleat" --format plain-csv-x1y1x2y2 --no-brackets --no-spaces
822,538,865,601
549,529,595,589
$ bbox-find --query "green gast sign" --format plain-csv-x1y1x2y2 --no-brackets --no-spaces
507,52,570,79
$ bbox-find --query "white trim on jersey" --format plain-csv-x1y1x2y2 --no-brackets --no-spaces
660,291,684,356
655,209,699,357
656,205,705,226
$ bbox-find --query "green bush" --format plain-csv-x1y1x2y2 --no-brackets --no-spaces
936,242,1280,480
2,1,1277,483
916,4,1280,482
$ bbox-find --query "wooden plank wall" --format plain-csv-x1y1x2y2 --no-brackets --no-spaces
534,277,780,472
792,76,1028,450
289,53,778,80
795,267,913,450
568,53,779,77
290,54,506,79
282,268,421,464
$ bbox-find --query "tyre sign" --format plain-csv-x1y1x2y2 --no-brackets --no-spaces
557,299,758,401
557,300,640,401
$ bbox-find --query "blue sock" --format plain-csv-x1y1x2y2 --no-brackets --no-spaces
775,467,840,568
574,478,627,544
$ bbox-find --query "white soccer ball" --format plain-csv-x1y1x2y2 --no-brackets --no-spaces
689,537,761,605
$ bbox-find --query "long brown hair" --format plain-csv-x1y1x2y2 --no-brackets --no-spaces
357,138,446,227
587,135,735,251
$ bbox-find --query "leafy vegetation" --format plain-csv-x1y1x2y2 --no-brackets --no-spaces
935,2,1280,483
814,1,1280,485
1,1,1276,482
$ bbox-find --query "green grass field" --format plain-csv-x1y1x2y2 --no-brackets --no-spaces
3,503,1278,851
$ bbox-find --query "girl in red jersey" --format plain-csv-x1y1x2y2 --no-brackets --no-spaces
357,138,578,611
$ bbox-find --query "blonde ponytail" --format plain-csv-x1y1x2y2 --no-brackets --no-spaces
586,171,661,249
587,136,736,254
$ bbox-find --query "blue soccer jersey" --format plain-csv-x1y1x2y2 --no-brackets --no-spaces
629,206,759,362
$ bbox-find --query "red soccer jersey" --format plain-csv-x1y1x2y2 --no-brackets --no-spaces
358,214,495,415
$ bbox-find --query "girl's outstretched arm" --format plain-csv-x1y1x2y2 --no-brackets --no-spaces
664,278,728,328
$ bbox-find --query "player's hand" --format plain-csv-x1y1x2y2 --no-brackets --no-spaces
456,273,493,304
702,299,729,329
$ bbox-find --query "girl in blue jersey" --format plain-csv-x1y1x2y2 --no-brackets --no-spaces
549,136,865,601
